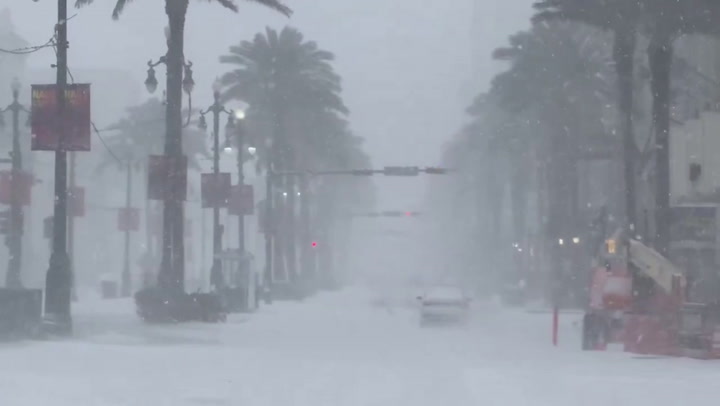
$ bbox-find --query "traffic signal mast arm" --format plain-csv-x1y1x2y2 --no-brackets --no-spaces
269,167,452,178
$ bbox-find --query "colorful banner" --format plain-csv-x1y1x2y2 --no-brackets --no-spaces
147,155,188,201
201,173,231,208
31,84,91,151
229,184,254,216
0,170,33,206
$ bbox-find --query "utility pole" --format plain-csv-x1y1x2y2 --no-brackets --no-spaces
45,0,73,334
122,162,132,297
3,78,27,288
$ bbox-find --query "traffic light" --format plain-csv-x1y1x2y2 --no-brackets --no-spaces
0,210,9,235
311,241,318,248
606,239,616,254
383,166,419,176
423,167,448,175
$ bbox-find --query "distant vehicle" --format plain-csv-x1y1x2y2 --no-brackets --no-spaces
417,286,471,326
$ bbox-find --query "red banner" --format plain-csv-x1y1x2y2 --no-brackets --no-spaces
0,170,33,206
118,207,140,232
147,155,187,201
31,84,91,151
229,184,254,216
201,173,231,208
68,186,85,217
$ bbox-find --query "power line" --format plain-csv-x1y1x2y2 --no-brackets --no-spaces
92,121,123,165
0,36,56,55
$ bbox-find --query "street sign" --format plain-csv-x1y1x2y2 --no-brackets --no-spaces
118,207,140,232
68,186,85,217
229,184,254,216
383,166,419,176
201,172,231,208
31,84,91,151
0,170,33,206
147,155,188,201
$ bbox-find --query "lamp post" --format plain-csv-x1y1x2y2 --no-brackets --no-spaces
224,110,248,257
0,78,29,288
198,89,234,289
144,54,194,293
45,0,73,334
264,137,274,302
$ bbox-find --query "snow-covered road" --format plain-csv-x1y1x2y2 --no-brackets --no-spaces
1,288,720,405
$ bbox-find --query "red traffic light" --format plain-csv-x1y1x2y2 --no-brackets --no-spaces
311,241,317,248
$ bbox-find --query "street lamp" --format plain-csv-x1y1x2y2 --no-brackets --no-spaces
143,54,195,294
0,78,30,288
199,89,234,289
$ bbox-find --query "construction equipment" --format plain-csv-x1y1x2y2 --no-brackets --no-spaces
582,230,720,358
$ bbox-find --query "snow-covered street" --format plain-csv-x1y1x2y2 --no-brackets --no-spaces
2,288,720,405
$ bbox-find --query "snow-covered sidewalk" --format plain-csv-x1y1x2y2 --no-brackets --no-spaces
1,288,719,405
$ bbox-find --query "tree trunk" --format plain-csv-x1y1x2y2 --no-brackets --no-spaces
614,25,637,236
648,34,673,255
158,0,188,292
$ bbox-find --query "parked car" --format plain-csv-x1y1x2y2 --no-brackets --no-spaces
417,286,471,326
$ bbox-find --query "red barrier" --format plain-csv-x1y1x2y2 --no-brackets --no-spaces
552,306,559,346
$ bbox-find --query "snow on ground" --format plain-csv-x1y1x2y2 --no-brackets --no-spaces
1,287,720,405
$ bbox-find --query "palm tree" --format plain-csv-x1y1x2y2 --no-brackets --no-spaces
218,26,351,286
533,0,644,236
75,0,291,293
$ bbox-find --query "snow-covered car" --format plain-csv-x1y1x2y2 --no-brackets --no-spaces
417,286,471,326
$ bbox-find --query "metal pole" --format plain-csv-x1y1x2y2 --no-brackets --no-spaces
264,157,273,301
6,83,23,288
68,151,76,301
236,124,245,255
122,163,132,297
44,0,72,334
210,92,223,289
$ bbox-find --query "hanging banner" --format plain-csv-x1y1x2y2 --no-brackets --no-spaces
0,170,33,206
31,84,91,151
147,155,188,201
68,186,85,217
229,184,254,216
118,207,140,232
201,172,231,208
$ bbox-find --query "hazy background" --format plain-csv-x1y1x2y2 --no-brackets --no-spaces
3,0,533,288
8,0,532,207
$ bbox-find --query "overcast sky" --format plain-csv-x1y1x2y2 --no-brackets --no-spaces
7,0,533,209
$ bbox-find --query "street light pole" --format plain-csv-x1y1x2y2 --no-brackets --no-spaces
45,0,72,334
1,79,28,288
233,113,246,257
122,162,132,297
199,90,233,289
143,54,194,293
264,139,274,300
